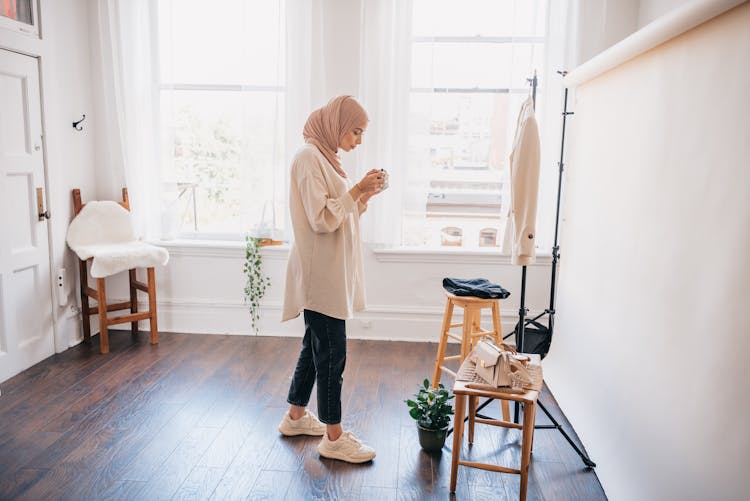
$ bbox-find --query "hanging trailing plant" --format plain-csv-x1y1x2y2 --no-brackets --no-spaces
243,236,271,333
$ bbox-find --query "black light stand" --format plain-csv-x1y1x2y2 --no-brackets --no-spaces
447,72,596,469
512,70,596,468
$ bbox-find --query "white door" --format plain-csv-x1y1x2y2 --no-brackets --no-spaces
0,49,55,384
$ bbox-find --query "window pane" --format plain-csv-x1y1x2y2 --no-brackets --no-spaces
411,42,544,89
1,0,33,24
405,90,531,247
160,90,285,235
158,0,284,86
412,0,546,38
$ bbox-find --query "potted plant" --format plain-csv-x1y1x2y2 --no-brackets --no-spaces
243,235,271,333
406,379,455,452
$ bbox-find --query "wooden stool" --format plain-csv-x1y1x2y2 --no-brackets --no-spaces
450,380,539,501
432,291,503,388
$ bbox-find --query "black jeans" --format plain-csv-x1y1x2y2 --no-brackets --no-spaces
286,309,347,425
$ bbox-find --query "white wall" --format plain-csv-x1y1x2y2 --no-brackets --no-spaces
0,0,98,352
546,3,750,500
574,0,640,63
110,244,551,344
638,0,691,27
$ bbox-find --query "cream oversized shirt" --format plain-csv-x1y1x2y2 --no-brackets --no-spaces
282,144,367,321
502,96,540,265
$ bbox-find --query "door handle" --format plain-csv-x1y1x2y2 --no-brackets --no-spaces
36,187,50,221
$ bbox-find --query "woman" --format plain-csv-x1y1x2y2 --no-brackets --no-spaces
278,96,385,463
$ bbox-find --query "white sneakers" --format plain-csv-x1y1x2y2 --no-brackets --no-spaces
279,411,376,463
317,430,376,463
278,410,326,437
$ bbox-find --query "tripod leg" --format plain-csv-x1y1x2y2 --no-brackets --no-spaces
537,400,596,468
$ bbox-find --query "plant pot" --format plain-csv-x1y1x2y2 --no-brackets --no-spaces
417,424,449,452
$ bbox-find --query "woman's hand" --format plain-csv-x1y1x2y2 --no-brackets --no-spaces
357,169,385,194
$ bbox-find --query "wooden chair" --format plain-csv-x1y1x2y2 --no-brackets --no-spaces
450,380,539,501
71,188,160,354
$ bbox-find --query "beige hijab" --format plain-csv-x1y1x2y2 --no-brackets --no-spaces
303,96,368,178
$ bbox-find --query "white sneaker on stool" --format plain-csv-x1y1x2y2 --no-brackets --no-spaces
318,430,376,463
278,410,326,436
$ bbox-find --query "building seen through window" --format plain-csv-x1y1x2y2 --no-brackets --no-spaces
404,0,546,248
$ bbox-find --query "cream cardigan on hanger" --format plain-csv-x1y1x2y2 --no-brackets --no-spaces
282,144,367,321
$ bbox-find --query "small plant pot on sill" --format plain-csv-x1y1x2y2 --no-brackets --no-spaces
417,424,448,452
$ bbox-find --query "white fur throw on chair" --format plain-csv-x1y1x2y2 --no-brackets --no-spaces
66,201,169,278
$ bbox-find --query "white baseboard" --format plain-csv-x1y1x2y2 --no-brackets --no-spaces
110,298,539,344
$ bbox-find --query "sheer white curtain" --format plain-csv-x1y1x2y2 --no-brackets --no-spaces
91,0,162,240
357,0,413,247
534,0,574,252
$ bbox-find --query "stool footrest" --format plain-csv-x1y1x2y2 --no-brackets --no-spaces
475,417,523,430
442,355,462,362
472,329,495,336
439,366,457,377
446,333,463,342
448,322,463,328
458,460,520,475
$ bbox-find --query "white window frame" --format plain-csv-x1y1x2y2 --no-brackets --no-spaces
0,0,39,38
411,34,546,195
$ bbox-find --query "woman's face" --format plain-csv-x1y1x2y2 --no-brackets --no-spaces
339,127,365,152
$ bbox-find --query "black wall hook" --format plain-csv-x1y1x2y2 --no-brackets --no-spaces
72,114,86,131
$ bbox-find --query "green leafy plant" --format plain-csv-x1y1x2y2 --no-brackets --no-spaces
243,236,271,333
406,379,455,430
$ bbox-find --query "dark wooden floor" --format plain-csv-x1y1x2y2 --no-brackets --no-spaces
0,331,605,500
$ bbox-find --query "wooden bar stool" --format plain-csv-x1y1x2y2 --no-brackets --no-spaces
67,188,168,354
450,380,539,501
432,291,503,388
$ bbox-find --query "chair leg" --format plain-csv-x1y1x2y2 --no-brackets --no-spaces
501,399,511,422
432,299,454,388
450,393,466,493
520,401,537,501
96,278,109,354
78,259,91,342
129,269,138,336
147,267,158,345
468,395,477,444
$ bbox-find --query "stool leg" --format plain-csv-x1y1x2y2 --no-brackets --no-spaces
450,393,466,493
491,300,503,344
472,306,485,354
78,259,91,342
432,299,454,388
520,401,537,501
129,269,138,336
96,278,109,354
460,307,474,363
147,267,159,345
468,395,477,444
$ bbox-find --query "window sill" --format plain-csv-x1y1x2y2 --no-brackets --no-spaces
152,239,552,266
153,239,290,260
372,247,552,265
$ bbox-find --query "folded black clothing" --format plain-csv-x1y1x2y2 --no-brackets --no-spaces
442,277,511,299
